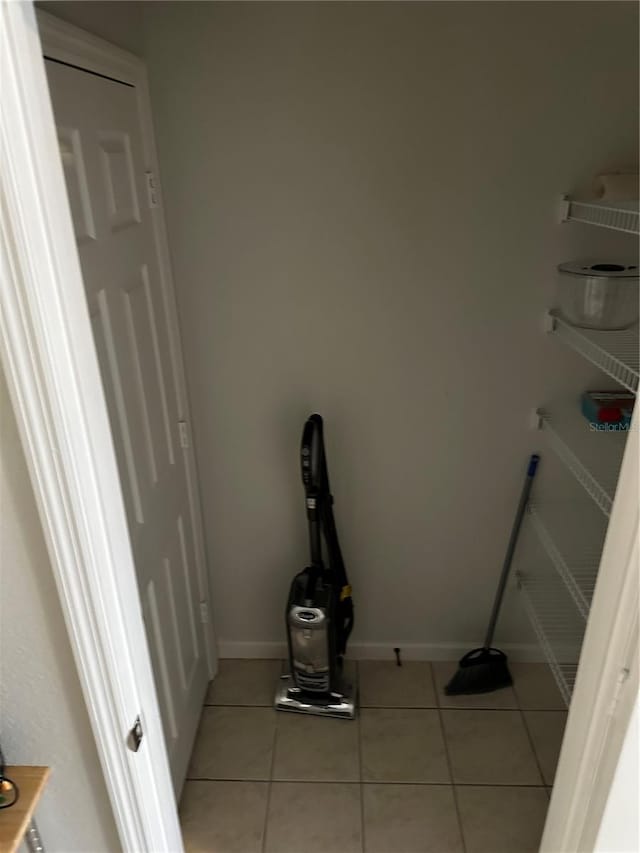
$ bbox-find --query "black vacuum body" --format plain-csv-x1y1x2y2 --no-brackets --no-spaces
286,573,338,695
275,414,356,718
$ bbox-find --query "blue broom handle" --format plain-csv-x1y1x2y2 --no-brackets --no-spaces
483,454,540,650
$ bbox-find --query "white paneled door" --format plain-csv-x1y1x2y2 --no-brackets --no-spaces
44,58,211,791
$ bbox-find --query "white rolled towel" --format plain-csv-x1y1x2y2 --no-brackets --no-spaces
593,172,639,203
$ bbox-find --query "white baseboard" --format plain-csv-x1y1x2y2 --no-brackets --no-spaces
216,639,545,663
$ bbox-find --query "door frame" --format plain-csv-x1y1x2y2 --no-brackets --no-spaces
541,410,639,852
0,4,213,851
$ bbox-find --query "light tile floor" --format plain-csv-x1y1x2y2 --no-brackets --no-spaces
181,660,566,853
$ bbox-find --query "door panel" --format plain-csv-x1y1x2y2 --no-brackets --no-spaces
45,58,210,791
90,289,147,525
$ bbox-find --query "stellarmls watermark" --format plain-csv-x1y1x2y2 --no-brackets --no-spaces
588,421,631,432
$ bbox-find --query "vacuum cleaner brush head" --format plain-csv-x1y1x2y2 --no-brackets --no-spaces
445,647,512,696
275,673,357,719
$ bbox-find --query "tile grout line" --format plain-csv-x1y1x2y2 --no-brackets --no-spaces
356,661,365,853
260,698,280,853
206,702,457,710
519,706,547,787
202,703,474,713
185,776,551,788
204,699,562,715
516,669,565,788
431,662,468,853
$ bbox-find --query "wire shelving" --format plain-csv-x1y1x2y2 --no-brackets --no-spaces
527,502,608,620
518,578,580,708
559,196,639,235
537,406,628,517
546,311,639,395
521,192,638,708
515,524,586,707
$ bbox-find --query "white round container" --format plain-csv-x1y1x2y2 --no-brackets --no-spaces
556,260,639,331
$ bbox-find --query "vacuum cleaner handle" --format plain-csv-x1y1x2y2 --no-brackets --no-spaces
483,453,540,650
301,415,323,493
301,415,324,569
300,413,354,654
303,415,347,584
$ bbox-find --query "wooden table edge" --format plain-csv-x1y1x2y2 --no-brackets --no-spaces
0,766,51,853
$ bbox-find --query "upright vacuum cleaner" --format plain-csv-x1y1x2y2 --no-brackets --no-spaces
275,414,356,719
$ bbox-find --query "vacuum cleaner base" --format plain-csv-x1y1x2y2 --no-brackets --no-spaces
274,673,357,720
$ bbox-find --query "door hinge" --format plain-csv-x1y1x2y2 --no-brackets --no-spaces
200,601,209,624
127,716,144,752
145,171,158,209
178,420,190,449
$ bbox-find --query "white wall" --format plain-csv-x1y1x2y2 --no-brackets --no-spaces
144,1,639,657
36,0,144,54
0,367,120,852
